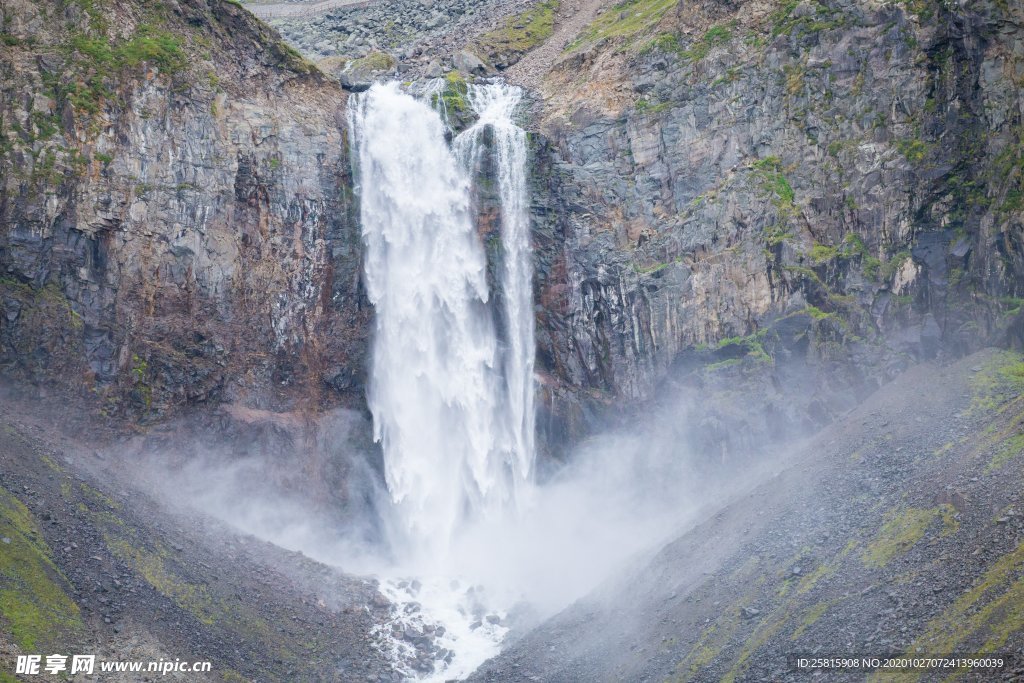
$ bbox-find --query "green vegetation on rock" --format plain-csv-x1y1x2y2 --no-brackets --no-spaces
862,505,958,569
968,350,1024,415
567,0,678,52
751,157,796,218
715,331,772,365
0,486,83,651
768,0,849,38
433,70,471,120
475,0,558,55
71,25,187,74
348,50,396,73
644,23,733,62
875,542,1024,682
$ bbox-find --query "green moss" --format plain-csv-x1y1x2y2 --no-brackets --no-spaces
673,607,745,681
657,23,733,61
62,22,191,120
475,0,558,54
862,505,957,569
722,611,790,683
433,70,470,119
348,50,395,73
567,0,678,51
81,497,282,663
898,0,942,22
273,40,317,74
632,258,677,274
0,486,83,651
763,223,794,247
810,244,839,264
766,0,847,38
79,482,121,511
131,353,152,411
875,250,912,283
987,432,1024,472
875,543,1024,682
968,351,1024,415
106,538,221,625
791,601,832,641
784,64,805,95
705,358,743,372
715,331,772,365
633,96,673,115
895,137,929,163
751,157,795,209
72,24,187,74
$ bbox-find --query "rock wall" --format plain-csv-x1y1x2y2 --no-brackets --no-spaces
3,0,1023,463
0,0,369,419
529,0,1024,456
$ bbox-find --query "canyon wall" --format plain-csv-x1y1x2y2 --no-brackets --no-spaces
3,0,1023,463
0,0,369,419
528,0,1024,456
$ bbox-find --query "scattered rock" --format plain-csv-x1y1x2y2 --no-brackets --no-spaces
453,49,488,75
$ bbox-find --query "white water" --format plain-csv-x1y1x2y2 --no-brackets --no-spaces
349,80,535,680
457,84,536,488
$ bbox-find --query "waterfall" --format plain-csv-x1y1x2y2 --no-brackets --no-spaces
348,81,535,564
457,84,536,488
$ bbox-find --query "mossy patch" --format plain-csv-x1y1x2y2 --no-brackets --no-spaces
71,25,187,75
673,607,746,681
809,244,838,264
751,156,795,211
475,0,557,55
790,600,832,641
987,432,1024,472
567,0,678,52
81,500,285,667
715,330,772,365
862,505,958,569
968,351,1024,416
0,486,83,651
757,0,849,40
348,50,395,73
872,543,1024,682
432,71,471,125
644,23,733,62
105,538,221,626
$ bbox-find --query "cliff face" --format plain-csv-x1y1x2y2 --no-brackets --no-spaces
530,0,1024,454
3,0,1023,456
0,0,369,419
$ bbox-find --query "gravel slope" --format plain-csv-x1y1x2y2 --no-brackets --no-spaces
470,349,1024,682
0,389,397,683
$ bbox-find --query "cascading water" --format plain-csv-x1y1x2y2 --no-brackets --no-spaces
456,84,536,492
348,80,535,680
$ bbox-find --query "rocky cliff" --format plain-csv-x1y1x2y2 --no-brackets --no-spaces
0,0,369,420
3,0,1024,460
526,0,1024,456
